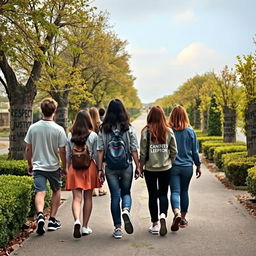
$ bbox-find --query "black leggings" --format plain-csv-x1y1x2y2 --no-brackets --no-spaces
144,169,171,223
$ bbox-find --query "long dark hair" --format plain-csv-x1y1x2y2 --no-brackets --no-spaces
71,110,93,144
143,106,169,144
102,99,130,133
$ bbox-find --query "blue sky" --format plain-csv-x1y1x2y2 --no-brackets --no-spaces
93,0,256,103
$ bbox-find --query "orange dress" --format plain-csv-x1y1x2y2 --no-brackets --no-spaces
66,160,101,190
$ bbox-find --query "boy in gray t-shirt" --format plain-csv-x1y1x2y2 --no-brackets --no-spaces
24,98,67,236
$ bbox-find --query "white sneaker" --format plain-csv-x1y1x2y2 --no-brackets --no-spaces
122,208,134,234
159,213,167,236
149,225,159,235
82,226,92,236
73,220,81,239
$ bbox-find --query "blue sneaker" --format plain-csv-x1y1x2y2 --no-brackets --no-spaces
113,228,123,239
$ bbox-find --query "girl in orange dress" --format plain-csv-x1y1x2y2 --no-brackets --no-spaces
66,110,100,238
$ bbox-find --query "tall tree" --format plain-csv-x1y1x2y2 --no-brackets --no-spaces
207,94,222,136
214,66,240,142
236,53,256,156
0,0,92,159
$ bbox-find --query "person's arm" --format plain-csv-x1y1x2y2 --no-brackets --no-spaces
59,146,67,176
139,130,147,177
169,132,178,163
191,130,201,178
25,143,33,175
97,150,105,184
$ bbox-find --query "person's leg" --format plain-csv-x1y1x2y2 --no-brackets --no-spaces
72,189,82,238
144,171,159,225
33,171,48,235
72,189,82,221
82,190,93,229
120,165,133,234
120,164,133,211
169,166,181,214
158,170,171,236
105,168,122,228
50,189,61,218
47,169,62,231
158,170,171,216
169,166,182,231
180,166,193,225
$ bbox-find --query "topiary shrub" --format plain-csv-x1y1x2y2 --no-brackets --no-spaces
208,94,222,136
0,159,27,176
213,146,247,168
222,154,256,186
0,175,33,247
247,167,256,197
197,136,223,153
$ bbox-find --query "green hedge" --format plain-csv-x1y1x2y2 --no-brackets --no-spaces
197,136,223,152
202,141,246,160
247,167,256,197
213,146,247,169
0,159,27,176
194,130,208,137
0,175,33,247
222,154,256,186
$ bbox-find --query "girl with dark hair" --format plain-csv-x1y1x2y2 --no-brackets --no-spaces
97,99,140,239
66,110,100,239
168,105,201,232
140,106,177,236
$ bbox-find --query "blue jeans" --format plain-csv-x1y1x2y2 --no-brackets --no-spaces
169,165,193,214
105,164,133,227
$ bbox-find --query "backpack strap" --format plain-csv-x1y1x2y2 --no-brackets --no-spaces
145,129,150,162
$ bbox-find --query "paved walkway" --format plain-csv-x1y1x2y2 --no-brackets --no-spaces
10,113,256,256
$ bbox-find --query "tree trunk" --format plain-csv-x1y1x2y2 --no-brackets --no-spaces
245,103,256,156
223,106,236,143
202,110,208,133
9,88,34,160
194,109,201,130
51,93,69,132
55,106,68,131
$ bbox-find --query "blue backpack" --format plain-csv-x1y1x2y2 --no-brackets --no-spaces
105,130,129,170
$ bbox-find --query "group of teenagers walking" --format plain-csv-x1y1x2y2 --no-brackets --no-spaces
24,97,201,240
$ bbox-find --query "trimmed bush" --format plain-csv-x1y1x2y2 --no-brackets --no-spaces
0,154,8,160
202,141,246,160
197,136,223,152
213,146,247,168
0,159,27,176
194,130,208,137
247,167,256,197
222,154,256,186
0,175,33,247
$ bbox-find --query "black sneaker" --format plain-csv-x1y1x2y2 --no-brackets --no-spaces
36,213,45,235
179,219,188,228
171,213,181,232
48,218,61,231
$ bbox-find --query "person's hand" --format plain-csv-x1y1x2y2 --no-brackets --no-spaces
134,167,141,180
98,170,105,184
61,167,67,177
196,166,201,179
27,165,33,176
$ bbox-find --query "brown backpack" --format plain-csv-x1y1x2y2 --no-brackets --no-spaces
72,144,91,170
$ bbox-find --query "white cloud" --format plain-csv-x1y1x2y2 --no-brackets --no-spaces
172,9,195,24
129,43,235,103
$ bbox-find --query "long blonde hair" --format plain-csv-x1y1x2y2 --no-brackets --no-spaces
168,105,190,130
89,107,101,134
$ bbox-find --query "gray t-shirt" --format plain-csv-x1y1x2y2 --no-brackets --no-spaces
24,120,67,172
